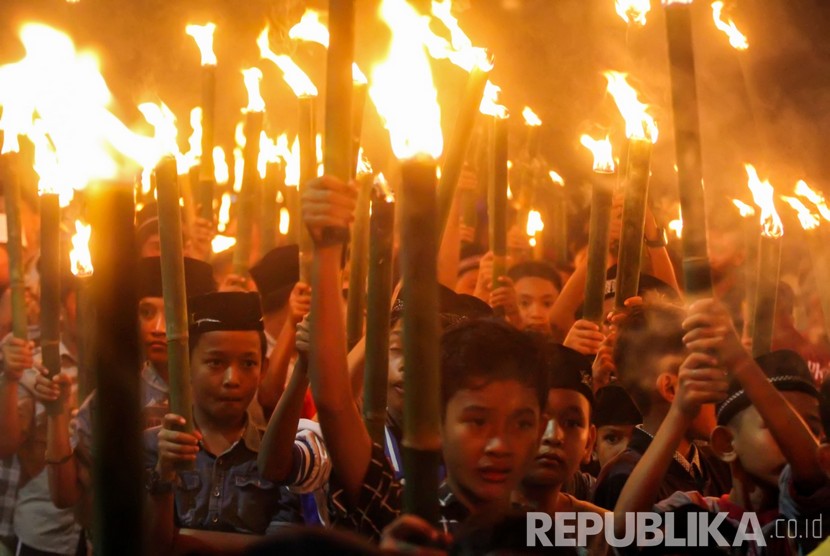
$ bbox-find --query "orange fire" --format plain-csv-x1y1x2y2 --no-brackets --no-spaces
257,26,318,97
744,164,783,238
526,209,544,241
732,199,755,218
279,207,290,235
370,0,444,160
180,107,202,172
479,81,508,118
258,132,279,180
69,219,93,276
615,0,651,26
213,146,229,185
217,192,231,233
288,9,367,83
242,68,266,112
429,0,492,73
211,234,236,253
522,106,542,127
604,71,658,143
580,134,615,174
549,170,565,187
794,180,830,222
284,137,301,188
669,214,683,239
780,196,820,232
185,23,217,66
711,2,748,51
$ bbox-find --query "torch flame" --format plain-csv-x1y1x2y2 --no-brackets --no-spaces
668,217,683,239
370,0,444,160
284,137,301,187
186,23,217,66
526,209,544,238
180,107,202,171
732,199,755,218
794,180,830,222
257,26,318,97
711,2,748,51
580,134,616,173
242,68,266,112
213,146,229,184
604,71,658,143
217,192,231,232
549,170,565,187
357,147,373,177
211,234,237,253
522,106,542,127
479,81,508,118
780,196,820,232
744,164,783,238
429,0,492,73
279,207,290,235
615,0,651,26
70,219,93,276
288,10,330,46
258,132,281,180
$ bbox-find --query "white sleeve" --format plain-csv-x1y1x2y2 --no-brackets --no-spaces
287,418,332,494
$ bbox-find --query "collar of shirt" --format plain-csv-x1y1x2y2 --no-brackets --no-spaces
635,425,701,476
198,412,264,456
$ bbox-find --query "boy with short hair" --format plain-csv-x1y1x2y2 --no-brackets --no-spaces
507,260,562,336
614,299,829,554
144,291,301,550
591,385,641,469
593,303,731,509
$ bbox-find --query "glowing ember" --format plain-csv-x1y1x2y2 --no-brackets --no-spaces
549,170,565,187
526,209,544,239
604,71,658,143
615,0,651,26
794,180,830,222
211,234,237,253
186,23,217,66
744,164,783,238
732,199,756,218
279,207,290,235
370,0,444,160
217,192,231,232
213,146,229,184
580,134,615,173
780,196,820,231
479,81,508,118
70,219,93,276
711,2,748,51
257,26,318,97
241,68,266,112
522,106,542,127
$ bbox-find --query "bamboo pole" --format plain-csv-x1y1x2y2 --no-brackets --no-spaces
75,276,95,402
488,115,509,314
752,234,781,357
0,154,27,340
298,97,317,283
88,181,143,556
400,157,441,525
39,192,62,416
261,161,282,255
233,110,264,276
583,173,615,324
154,156,195,440
362,185,395,444
346,173,373,350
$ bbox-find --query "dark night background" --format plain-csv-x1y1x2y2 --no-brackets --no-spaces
2,0,830,235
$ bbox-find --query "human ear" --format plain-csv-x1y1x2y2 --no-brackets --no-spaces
656,373,676,404
583,424,597,465
710,425,737,463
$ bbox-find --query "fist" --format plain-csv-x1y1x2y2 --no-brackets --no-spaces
564,319,605,356
2,337,34,381
674,352,730,419
289,282,311,324
301,176,358,245
156,414,202,481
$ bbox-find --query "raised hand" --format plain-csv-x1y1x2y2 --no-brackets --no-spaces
1,337,34,382
289,282,312,324
301,175,358,245
682,298,746,367
564,319,605,355
674,352,730,419
156,414,202,482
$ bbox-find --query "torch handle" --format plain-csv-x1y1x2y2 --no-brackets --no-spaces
1,154,28,340
583,180,614,324
40,193,63,415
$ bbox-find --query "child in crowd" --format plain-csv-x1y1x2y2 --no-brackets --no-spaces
591,385,642,470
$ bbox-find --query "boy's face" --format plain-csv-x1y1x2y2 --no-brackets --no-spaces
730,391,822,487
387,321,405,424
139,297,167,365
442,378,542,508
595,424,635,468
190,330,262,423
523,389,594,488
515,277,558,335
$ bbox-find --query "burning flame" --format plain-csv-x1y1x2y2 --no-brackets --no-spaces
288,9,368,83
370,0,444,160
580,134,615,173
527,209,544,238
732,199,755,218
480,81,508,118
180,107,202,171
549,170,565,187
258,132,280,179
70,220,93,276
356,147,373,177
522,106,542,127
279,207,290,235
217,192,231,232
744,164,783,238
242,68,266,112
316,133,324,177
211,234,236,253
668,216,683,239
429,0,492,73
213,146,229,184
233,147,244,193
794,180,830,222
258,26,318,97
711,2,748,51
186,23,217,66
615,0,651,26
780,196,820,232
284,137,301,187
30,120,73,205
604,71,658,143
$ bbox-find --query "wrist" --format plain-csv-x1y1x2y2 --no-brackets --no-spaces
669,400,698,424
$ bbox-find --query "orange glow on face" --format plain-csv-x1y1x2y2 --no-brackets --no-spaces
711,2,748,51
604,71,658,143
257,26,318,97
780,196,820,231
744,164,783,238
580,134,615,173
185,23,217,66
370,0,444,160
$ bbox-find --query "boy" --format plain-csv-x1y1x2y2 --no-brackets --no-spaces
593,303,731,509
144,291,301,550
614,299,828,553
591,385,641,469
299,175,548,540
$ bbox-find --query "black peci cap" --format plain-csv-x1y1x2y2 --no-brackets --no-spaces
189,291,264,333
390,284,493,329
249,245,300,299
593,385,642,427
137,256,216,300
544,343,594,406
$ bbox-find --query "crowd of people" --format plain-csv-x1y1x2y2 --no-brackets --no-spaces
0,167,828,556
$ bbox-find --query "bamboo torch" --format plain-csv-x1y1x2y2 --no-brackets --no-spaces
346,155,374,350
0,148,27,340
548,170,568,266
663,0,712,296
186,23,218,222
69,220,95,401
258,133,285,255
733,199,757,337
791,181,830,342
744,164,783,358
369,0,445,523
232,68,265,276
580,135,616,324
604,72,657,308
154,156,195,439
363,175,395,444
516,107,542,234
